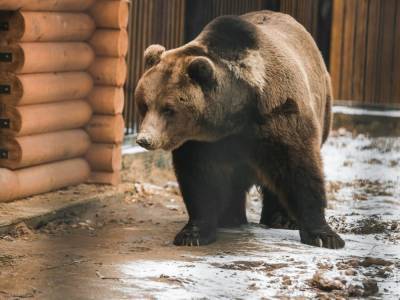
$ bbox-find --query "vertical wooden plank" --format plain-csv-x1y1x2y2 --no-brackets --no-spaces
178,0,184,45
376,0,396,103
133,0,142,131
340,0,356,100
329,0,345,99
280,0,285,12
170,0,176,49
311,0,319,39
391,0,400,102
352,0,368,102
298,0,306,29
304,0,313,34
364,0,381,103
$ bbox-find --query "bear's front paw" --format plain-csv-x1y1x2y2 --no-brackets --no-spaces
300,226,345,249
173,223,216,246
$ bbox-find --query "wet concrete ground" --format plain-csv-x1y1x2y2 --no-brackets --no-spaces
0,127,399,299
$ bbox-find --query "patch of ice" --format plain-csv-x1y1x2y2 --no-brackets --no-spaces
333,106,400,118
122,145,147,155
117,128,400,299
118,226,400,299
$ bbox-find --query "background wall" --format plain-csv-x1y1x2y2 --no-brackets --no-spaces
330,0,400,106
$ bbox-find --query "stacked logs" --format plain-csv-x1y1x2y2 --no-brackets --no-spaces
0,0,127,202
85,0,129,185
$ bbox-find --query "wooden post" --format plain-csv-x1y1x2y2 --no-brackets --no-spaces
0,43,94,74
87,171,121,186
85,114,124,143
0,129,90,169
0,158,90,202
0,72,93,105
88,57,127,86
87,86,124,115
86,1,129,185
89,1,129,29
89,29,128,57
85,143,122,172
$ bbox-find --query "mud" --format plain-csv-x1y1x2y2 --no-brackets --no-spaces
0,128,399,299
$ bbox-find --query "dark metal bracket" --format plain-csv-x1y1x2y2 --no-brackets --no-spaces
0,52,12,62
0,149,8,159
0,118,10,129
0,85,11,94
0,21,9,31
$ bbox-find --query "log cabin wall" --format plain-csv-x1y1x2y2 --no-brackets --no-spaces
0,0,129,202
330,0,400,106
0,3,94,202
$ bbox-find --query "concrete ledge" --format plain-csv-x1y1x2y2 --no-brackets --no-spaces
333,106,400,137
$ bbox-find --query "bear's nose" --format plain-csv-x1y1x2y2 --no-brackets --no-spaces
136,135,153,149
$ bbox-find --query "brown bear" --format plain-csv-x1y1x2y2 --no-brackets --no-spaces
134,10,345,249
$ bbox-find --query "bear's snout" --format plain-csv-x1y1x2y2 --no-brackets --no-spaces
136,134,156,150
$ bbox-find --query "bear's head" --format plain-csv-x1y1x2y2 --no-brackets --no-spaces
135,43,230,151
135,16,263,151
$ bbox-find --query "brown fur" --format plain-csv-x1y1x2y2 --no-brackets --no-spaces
135,11,344,249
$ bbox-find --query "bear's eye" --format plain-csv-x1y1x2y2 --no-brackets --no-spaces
161,106,175,117
138,102,148,116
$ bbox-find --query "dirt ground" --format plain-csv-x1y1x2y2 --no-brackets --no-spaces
0,128,399,300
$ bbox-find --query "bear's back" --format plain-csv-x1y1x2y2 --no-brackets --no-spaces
241,10,332,143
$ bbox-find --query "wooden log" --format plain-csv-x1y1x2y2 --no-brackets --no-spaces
0,129,90,170
0,100,92,136
89,29,128,57
86,114,124,143
0,0,95,11
0,158,90,202
89,1,129,29
0,11,95,42
85,143,122,172
89,57,127,86
0,43,94,74
87,170,121,185
87,86,124,115
0,72,93,105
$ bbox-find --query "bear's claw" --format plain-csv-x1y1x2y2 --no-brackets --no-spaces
300,227,345,249
173,224,216,246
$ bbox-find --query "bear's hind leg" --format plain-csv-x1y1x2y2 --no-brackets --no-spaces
256,141,344,249
260,187,298,230
218,166,252,227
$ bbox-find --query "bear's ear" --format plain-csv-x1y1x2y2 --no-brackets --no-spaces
144,44,165,70
187,57,216,89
